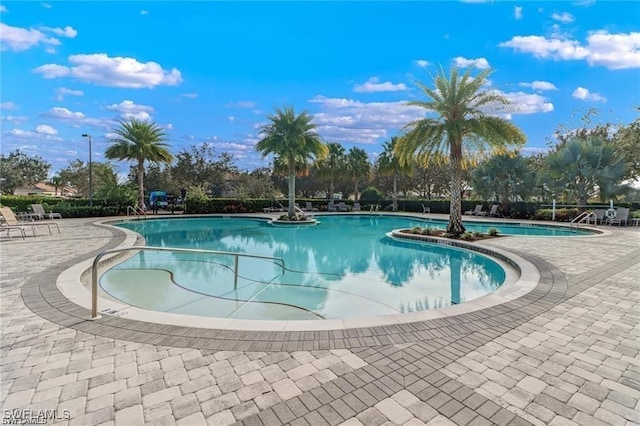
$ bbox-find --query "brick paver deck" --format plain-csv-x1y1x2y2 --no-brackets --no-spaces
1,216,638,425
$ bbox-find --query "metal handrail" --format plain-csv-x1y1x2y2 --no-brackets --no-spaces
570,211,596,229
126,205,146,217
90,246,286,319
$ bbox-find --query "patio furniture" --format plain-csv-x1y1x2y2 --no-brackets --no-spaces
338,202,348,212
353,202,361,212
487,205,500,217
0,207,60,235
606,207,629,226
304,202,318,212
422,203,430,214
464,205,486,216
30,204,62,220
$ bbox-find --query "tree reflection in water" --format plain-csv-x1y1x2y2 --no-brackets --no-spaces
111,217,505,319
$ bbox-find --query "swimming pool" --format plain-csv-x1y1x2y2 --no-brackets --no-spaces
102,216,523,321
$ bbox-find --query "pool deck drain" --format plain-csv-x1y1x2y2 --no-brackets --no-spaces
1,215,639,425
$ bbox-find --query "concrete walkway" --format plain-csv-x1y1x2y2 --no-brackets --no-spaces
1,217,638,425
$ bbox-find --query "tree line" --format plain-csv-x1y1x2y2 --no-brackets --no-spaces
1,67,638,234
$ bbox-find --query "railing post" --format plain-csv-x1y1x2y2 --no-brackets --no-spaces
91,255,101,320
234,255,239,290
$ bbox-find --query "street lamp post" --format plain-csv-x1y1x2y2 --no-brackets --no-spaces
81,134,93,207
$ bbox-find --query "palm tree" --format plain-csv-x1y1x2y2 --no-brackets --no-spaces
256,107,328,218
347,147,371,201
396,67,525,235
315,142,346,201
49,175,62,196
377,137,411,211
105,118,173,209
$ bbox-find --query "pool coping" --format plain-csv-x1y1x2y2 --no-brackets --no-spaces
57,216,541,332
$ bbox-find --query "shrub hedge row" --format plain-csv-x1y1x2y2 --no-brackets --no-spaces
1,195,634,220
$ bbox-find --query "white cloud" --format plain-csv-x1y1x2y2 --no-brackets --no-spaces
42,3,52,9
308,95,426,144
551,12,575,23
499,91,555,117
181,93,199,99
55,87,84,101
0,23,60,51
519,80,558,91
228,116,235,122
226,101,257,108
35,124,57,135
452,56,491,69
106,100,154,120
165,123,173,130
0,101,17,109
572,0,595,6
572,87,606,102
0,5,8,12
416,60,430,68
33,53,183,88
44,106,105,127
500,31,640,69
354,77,407,93
0,115,28,124
140,10,149,15
514,6,523,20
9,129,35,138
41,26,78,38
45,47,57,54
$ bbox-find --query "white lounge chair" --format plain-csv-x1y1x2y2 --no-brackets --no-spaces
607,207,629,226
304,202,318,212
421,203,430,214
31,204,62,220
0,208,38,238
464,205,486,216
0,207,60,235
327,201,337,212
487,205,500,217
353,202,361,212
338,202,348,212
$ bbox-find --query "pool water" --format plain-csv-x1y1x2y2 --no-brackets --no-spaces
104,216,514,320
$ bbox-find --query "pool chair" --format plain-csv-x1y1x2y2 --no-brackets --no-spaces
606,207,629,226
304,202,318,212
487,205,500,217
464,205,486,216
338,202,348,212
422,203,430,214
30,204,62,220
353,202,361,212
593,209,606,224
0,207,60,235
327,201,337,212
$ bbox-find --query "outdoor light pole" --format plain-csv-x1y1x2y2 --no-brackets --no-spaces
82,133,93,207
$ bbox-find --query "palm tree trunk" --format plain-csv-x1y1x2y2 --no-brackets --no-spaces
354,179,359,201
329,178,334,202
392,173,398,211
447,141,465,235
449,252,461,305
137,160,145,209
288,162,296,218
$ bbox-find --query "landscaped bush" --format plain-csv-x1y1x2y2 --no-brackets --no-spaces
360,187,384,203
534,208,579,222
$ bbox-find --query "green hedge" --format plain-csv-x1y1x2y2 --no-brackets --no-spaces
533,208,579,222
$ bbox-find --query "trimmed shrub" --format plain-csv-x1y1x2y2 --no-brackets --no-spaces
360,187,384,202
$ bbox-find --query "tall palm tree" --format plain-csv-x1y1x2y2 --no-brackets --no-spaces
105,118,173,209
315,142,346,201
396,67,525,235
377,137,411,211
347,147,371,201
256,107,327,218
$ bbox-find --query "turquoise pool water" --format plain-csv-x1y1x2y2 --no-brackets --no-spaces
105,216,513,320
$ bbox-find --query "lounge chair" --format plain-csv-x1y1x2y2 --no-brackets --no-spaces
487,205,500,217
304,202,318,212
464,205,486,216
327,201,337,212
0,210,37,239
0,223,31,239
30,204,62,220
421,203,430,214
593,209,606,224
0,207,60,235
353,202,361,212
607,207,629,226
338,202,348,212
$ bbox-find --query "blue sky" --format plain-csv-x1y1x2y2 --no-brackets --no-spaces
1,1,639,177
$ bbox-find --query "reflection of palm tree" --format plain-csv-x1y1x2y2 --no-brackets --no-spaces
448,251,461,305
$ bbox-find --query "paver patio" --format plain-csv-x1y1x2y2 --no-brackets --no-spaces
1,216,638,425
